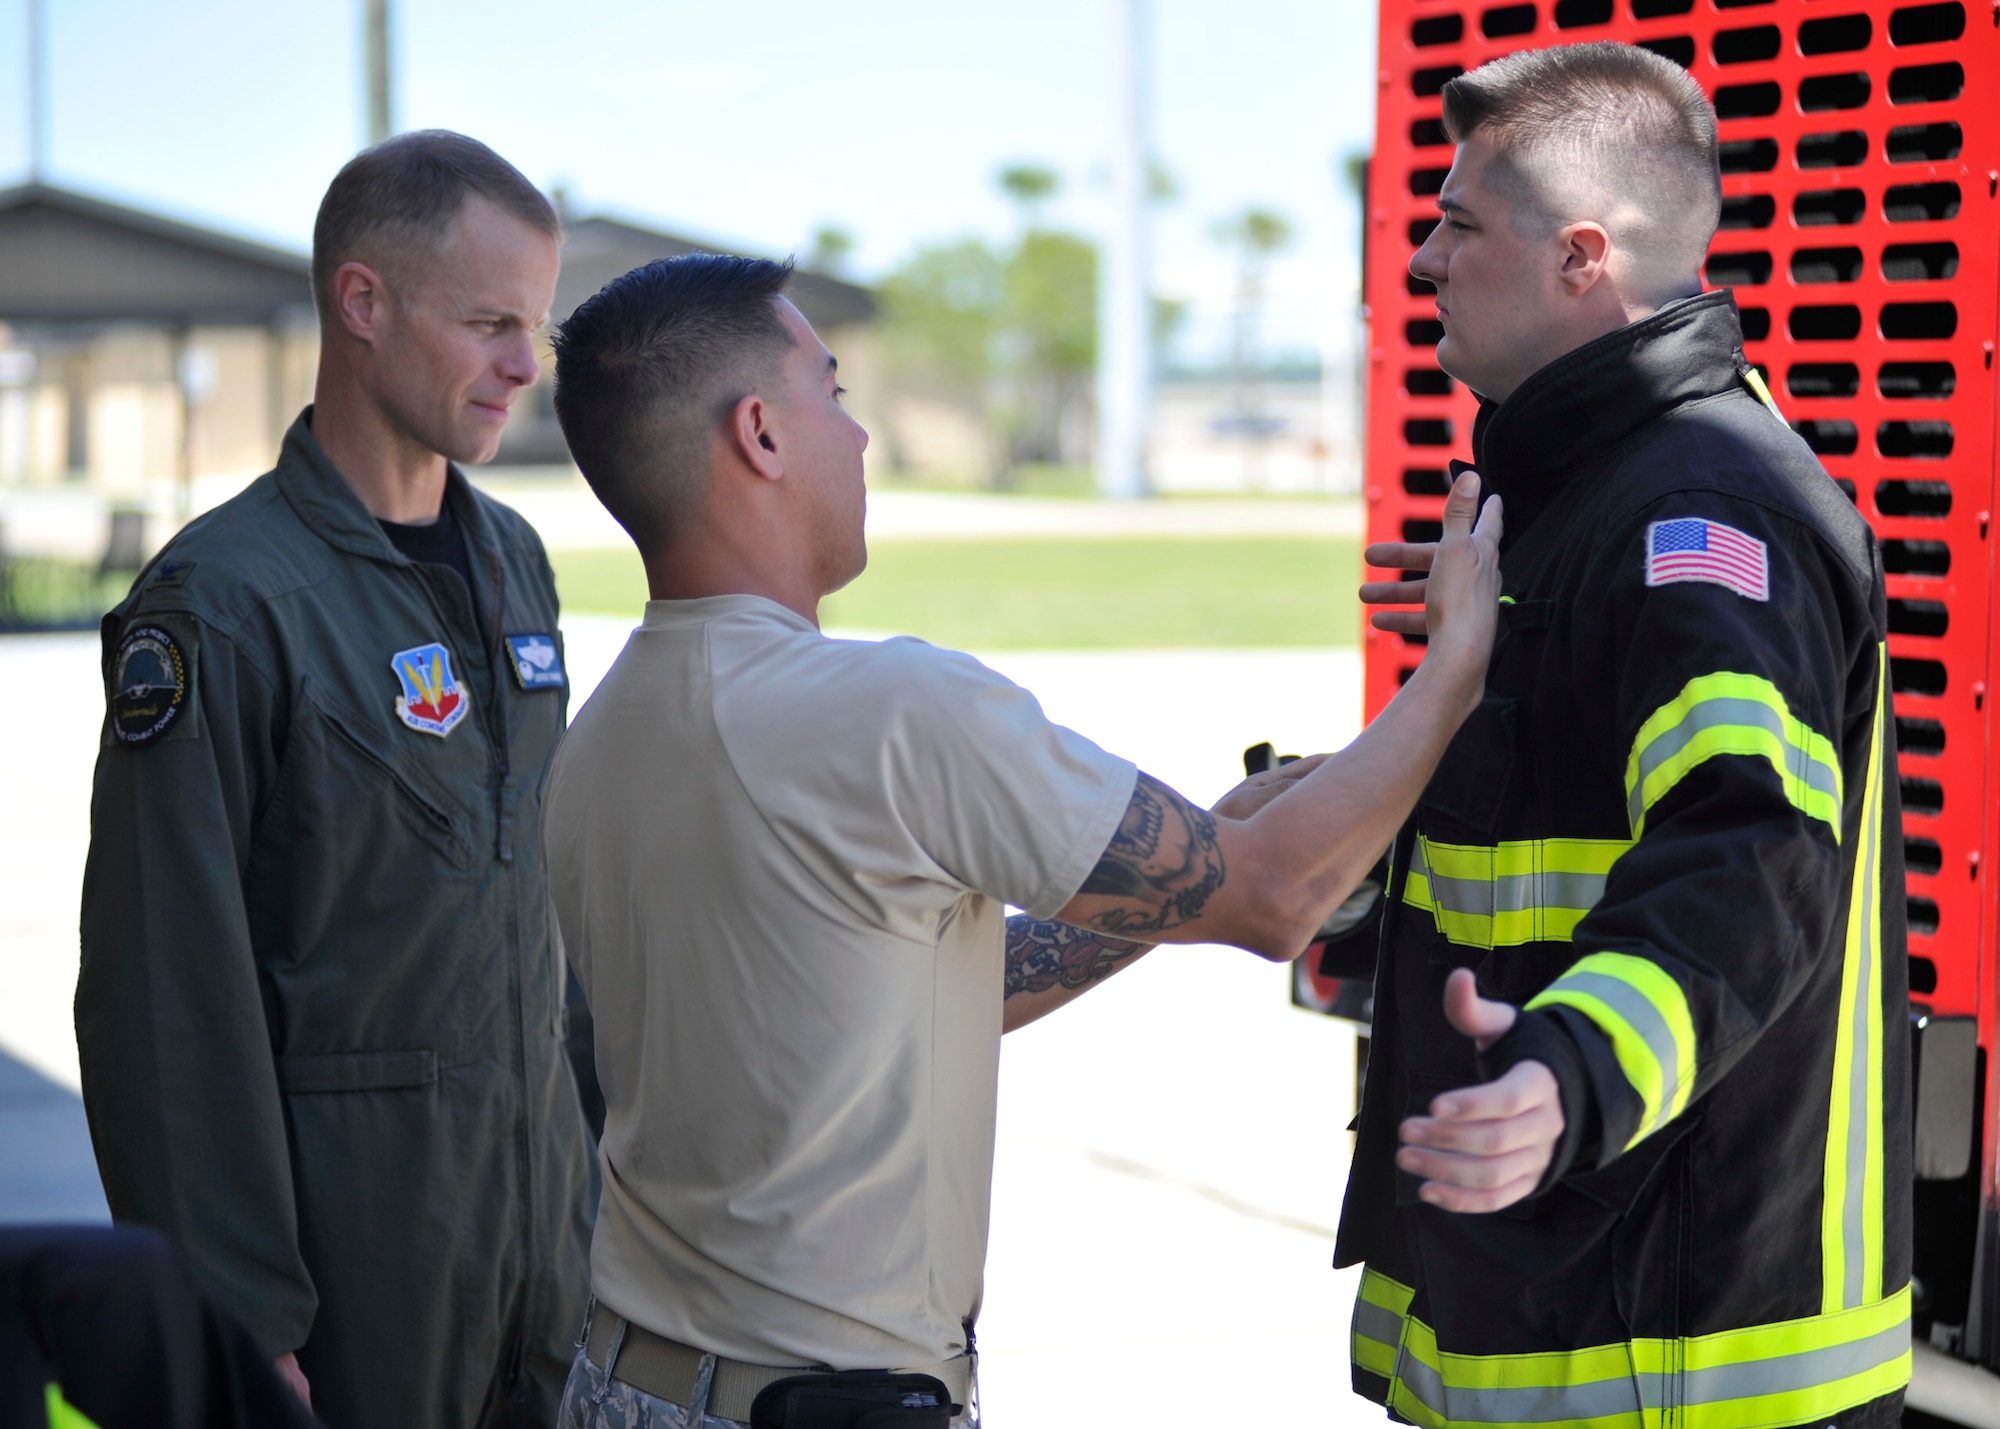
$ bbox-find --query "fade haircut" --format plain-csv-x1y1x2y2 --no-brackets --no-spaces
311,129,560,320
551,255,797,549
1442,41,1720,275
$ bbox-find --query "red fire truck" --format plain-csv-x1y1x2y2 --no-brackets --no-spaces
1288,0,1998,1416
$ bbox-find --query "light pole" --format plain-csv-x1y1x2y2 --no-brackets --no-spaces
366,0,394,145
27,0,48,182
1095,0,1152,500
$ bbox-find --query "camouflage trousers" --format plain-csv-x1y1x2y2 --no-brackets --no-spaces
557,1345,978,1429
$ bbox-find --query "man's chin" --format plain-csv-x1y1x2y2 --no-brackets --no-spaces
443,425,507,467
1431,339,1471,393
820,544,868,599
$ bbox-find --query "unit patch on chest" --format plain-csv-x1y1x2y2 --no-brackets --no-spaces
1644,518,1769,602
390,642,469,738
504,633,565,691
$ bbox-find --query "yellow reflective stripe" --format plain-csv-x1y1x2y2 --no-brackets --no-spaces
1360,1266,1415,1315
1528,952,1697,1148
1741,365,1786,423
1352,1268,1414,1380
1400,836,1633,950
1825,644,1888,1313
1367,1281,1909,1429
1625,672,1842,839
45,1384,102,1429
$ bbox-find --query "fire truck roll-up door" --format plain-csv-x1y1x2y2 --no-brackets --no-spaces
1329,0,2000,1396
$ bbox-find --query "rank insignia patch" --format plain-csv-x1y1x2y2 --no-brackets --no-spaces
505,633,565,691
111,624,190,746
390,642,469,738
1644,518,1770,602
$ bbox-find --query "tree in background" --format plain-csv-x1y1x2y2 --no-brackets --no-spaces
878,239,1005,404
877,238,1007,477
877,164,1097,487
993,164,1095,473
997,164,1060,229
805,224,856,277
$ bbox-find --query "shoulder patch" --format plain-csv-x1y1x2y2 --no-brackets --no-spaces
1644,518,1769,602
110,623,194,746
505,633,566,691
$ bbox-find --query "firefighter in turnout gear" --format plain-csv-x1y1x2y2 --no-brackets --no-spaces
1340,44,1912,1429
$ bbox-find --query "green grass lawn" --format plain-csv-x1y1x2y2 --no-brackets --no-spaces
550,537,1361,649
0,559,136,631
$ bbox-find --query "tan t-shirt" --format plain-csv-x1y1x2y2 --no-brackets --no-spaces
543,594,1136,1370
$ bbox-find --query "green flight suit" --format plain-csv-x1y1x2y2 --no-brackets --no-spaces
76,413,594,1429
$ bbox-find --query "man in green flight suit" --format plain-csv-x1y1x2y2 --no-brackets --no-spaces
76,130,594,1428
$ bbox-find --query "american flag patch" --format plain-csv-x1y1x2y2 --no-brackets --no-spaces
1644,518,1770,601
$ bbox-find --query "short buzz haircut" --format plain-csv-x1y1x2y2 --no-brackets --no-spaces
1441,41,1720,273
551,255,798,549
311,129,560,320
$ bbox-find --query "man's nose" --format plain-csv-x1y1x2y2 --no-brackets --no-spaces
502,336,542,388
1410,233,1445,288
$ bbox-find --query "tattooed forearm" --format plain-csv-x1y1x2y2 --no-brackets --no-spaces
1071,772,1226,935
1004,915,1150,999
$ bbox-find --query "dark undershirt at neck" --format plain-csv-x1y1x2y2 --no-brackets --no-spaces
379,498,474,592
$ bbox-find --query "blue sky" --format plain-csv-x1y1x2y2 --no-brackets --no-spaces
0,0,1378,363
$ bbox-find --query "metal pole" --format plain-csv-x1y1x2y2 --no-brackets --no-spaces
1095,0,1152,500
365,0,394,145
27,0,48,182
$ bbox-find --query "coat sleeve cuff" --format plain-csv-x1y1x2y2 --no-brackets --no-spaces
1476,1008,1597,1195
1539,1002,1648,1166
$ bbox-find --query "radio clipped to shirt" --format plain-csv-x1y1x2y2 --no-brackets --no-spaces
749,1371,958,1429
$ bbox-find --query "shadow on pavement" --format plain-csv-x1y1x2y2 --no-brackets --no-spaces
0,1047,108,1224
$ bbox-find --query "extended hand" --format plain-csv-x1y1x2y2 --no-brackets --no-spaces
1396,968,1563,1213
1360,470,1503,653
1209,753,1327,820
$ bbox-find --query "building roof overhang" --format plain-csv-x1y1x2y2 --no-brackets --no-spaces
0,183,314,328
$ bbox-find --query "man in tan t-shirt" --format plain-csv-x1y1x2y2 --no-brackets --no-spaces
542,254,1503,1429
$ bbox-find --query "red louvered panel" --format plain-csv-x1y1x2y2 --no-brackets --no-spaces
1363,0,1996,1032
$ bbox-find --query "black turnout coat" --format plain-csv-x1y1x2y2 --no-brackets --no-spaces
1336,294,1913,1429
77,414,594,1429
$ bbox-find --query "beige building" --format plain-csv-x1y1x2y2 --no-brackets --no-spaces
0,184,882,571
0,184,319,561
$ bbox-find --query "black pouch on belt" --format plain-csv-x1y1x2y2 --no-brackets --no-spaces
748,1372,957,1429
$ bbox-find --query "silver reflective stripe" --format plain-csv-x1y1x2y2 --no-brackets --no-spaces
1353,1298,1405,1350
1395,1350,1641,1425
1424,866,1611,917
1551,969,1684,1127
1391,1319,1909,1424
1667,1320,1907,1407
1627,695,1840,829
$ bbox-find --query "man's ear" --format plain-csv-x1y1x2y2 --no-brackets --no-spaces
1555,221,1612,297
332,261,392,343
726,392,785,483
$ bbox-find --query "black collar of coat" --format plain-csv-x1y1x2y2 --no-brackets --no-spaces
275,406,501,569
1466,290,1749,534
